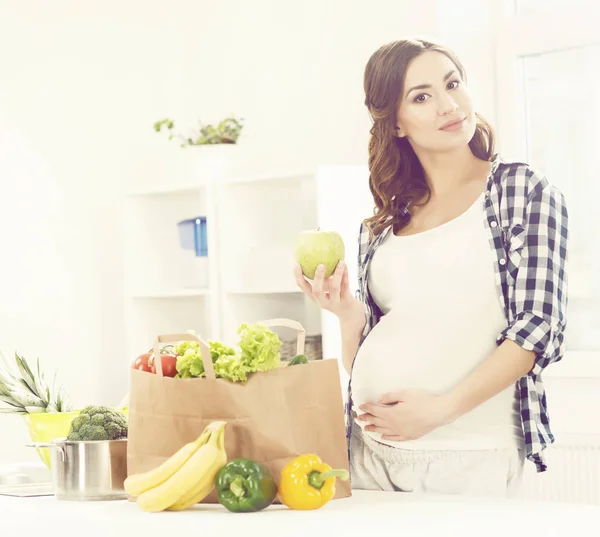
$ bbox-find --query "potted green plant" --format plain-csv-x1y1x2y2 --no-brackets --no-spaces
153,115,244,147
153,115,244,181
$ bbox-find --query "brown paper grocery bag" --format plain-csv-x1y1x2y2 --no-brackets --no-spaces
126,318,351,503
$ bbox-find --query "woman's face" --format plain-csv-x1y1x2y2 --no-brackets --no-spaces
396,51,477,153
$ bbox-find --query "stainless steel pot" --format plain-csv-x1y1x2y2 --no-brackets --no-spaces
27,437,127,501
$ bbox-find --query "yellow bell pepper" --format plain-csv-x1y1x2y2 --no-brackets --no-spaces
278,454,349,510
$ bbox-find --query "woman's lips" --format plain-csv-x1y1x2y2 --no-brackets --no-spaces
439,118,465,131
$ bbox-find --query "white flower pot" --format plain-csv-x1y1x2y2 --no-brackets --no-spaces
183,143,238,183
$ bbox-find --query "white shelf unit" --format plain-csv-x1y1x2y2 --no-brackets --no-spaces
215,173,321,346
123,154,322,362
123,185,217,359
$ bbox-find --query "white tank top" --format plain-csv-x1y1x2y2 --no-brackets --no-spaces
351,192,523,450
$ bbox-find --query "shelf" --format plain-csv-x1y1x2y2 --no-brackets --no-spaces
219,292,322,347
224,170,314,186
217,174,316,295
126,171,314,197
225,288,301,295
126,185,204,197
123,188,209,295
129,289,211,299
126,294,212,360
124,162,321,351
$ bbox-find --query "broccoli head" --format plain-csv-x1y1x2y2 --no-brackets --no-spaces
67,405,128,441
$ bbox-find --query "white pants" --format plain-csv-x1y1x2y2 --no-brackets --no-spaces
349,424,524,498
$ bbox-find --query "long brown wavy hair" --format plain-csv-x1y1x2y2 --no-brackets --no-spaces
363,38,496,237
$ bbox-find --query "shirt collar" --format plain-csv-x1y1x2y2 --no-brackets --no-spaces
378,153,514,238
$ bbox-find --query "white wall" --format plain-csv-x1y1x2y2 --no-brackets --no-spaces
0,0,495,463
0,1,188,461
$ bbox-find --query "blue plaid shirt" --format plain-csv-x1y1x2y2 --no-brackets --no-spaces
345,155,569,473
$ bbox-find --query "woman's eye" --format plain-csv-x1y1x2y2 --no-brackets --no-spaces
412,81,459,103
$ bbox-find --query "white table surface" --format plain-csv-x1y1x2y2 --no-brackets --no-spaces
2,489,599,537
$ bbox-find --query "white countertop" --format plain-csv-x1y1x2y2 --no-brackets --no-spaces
2,489,599,537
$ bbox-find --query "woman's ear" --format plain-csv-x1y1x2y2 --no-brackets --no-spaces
395,125,406,138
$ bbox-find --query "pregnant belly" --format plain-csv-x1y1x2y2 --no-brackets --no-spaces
350,311,500,412
349,313,521,450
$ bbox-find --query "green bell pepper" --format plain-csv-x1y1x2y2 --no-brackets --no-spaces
216,458,277,513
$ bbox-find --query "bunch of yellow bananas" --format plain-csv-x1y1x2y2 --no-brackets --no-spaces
124,421,227,513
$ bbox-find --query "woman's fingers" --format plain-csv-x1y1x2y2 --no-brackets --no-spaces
327,261,345,305
356,413,387,428
311,264,328,304
340,262,351,301
294,264,315,301
295,261,349,312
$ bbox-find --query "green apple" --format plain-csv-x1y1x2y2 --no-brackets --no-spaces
294,228,345,280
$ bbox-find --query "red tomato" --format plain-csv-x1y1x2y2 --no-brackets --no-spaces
132,353,153,373
150,354,179,377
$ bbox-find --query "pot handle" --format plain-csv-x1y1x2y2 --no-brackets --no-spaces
26,442,66,462
26,442,54,449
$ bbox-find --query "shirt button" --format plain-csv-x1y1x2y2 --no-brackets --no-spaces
485,190,491,197
490,221,498,228
499,258,506,266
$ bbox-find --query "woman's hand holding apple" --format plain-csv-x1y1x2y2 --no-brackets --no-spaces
293,228,366,326
294,260,365,324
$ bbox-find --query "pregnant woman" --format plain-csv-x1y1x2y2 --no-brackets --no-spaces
294,37,568,498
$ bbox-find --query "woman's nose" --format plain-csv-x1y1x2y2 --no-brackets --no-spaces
438,94,458,115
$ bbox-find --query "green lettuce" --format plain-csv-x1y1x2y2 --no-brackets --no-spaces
213,353,249,382
209,340,237,363
237,322,282,373
173,323,282,382
174,342,204,379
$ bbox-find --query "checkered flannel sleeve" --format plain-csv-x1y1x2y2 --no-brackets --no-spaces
500,178,569,372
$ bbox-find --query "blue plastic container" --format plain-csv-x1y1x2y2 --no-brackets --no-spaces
177,216,208,257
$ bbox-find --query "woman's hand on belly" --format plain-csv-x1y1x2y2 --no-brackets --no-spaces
356,388,452,441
